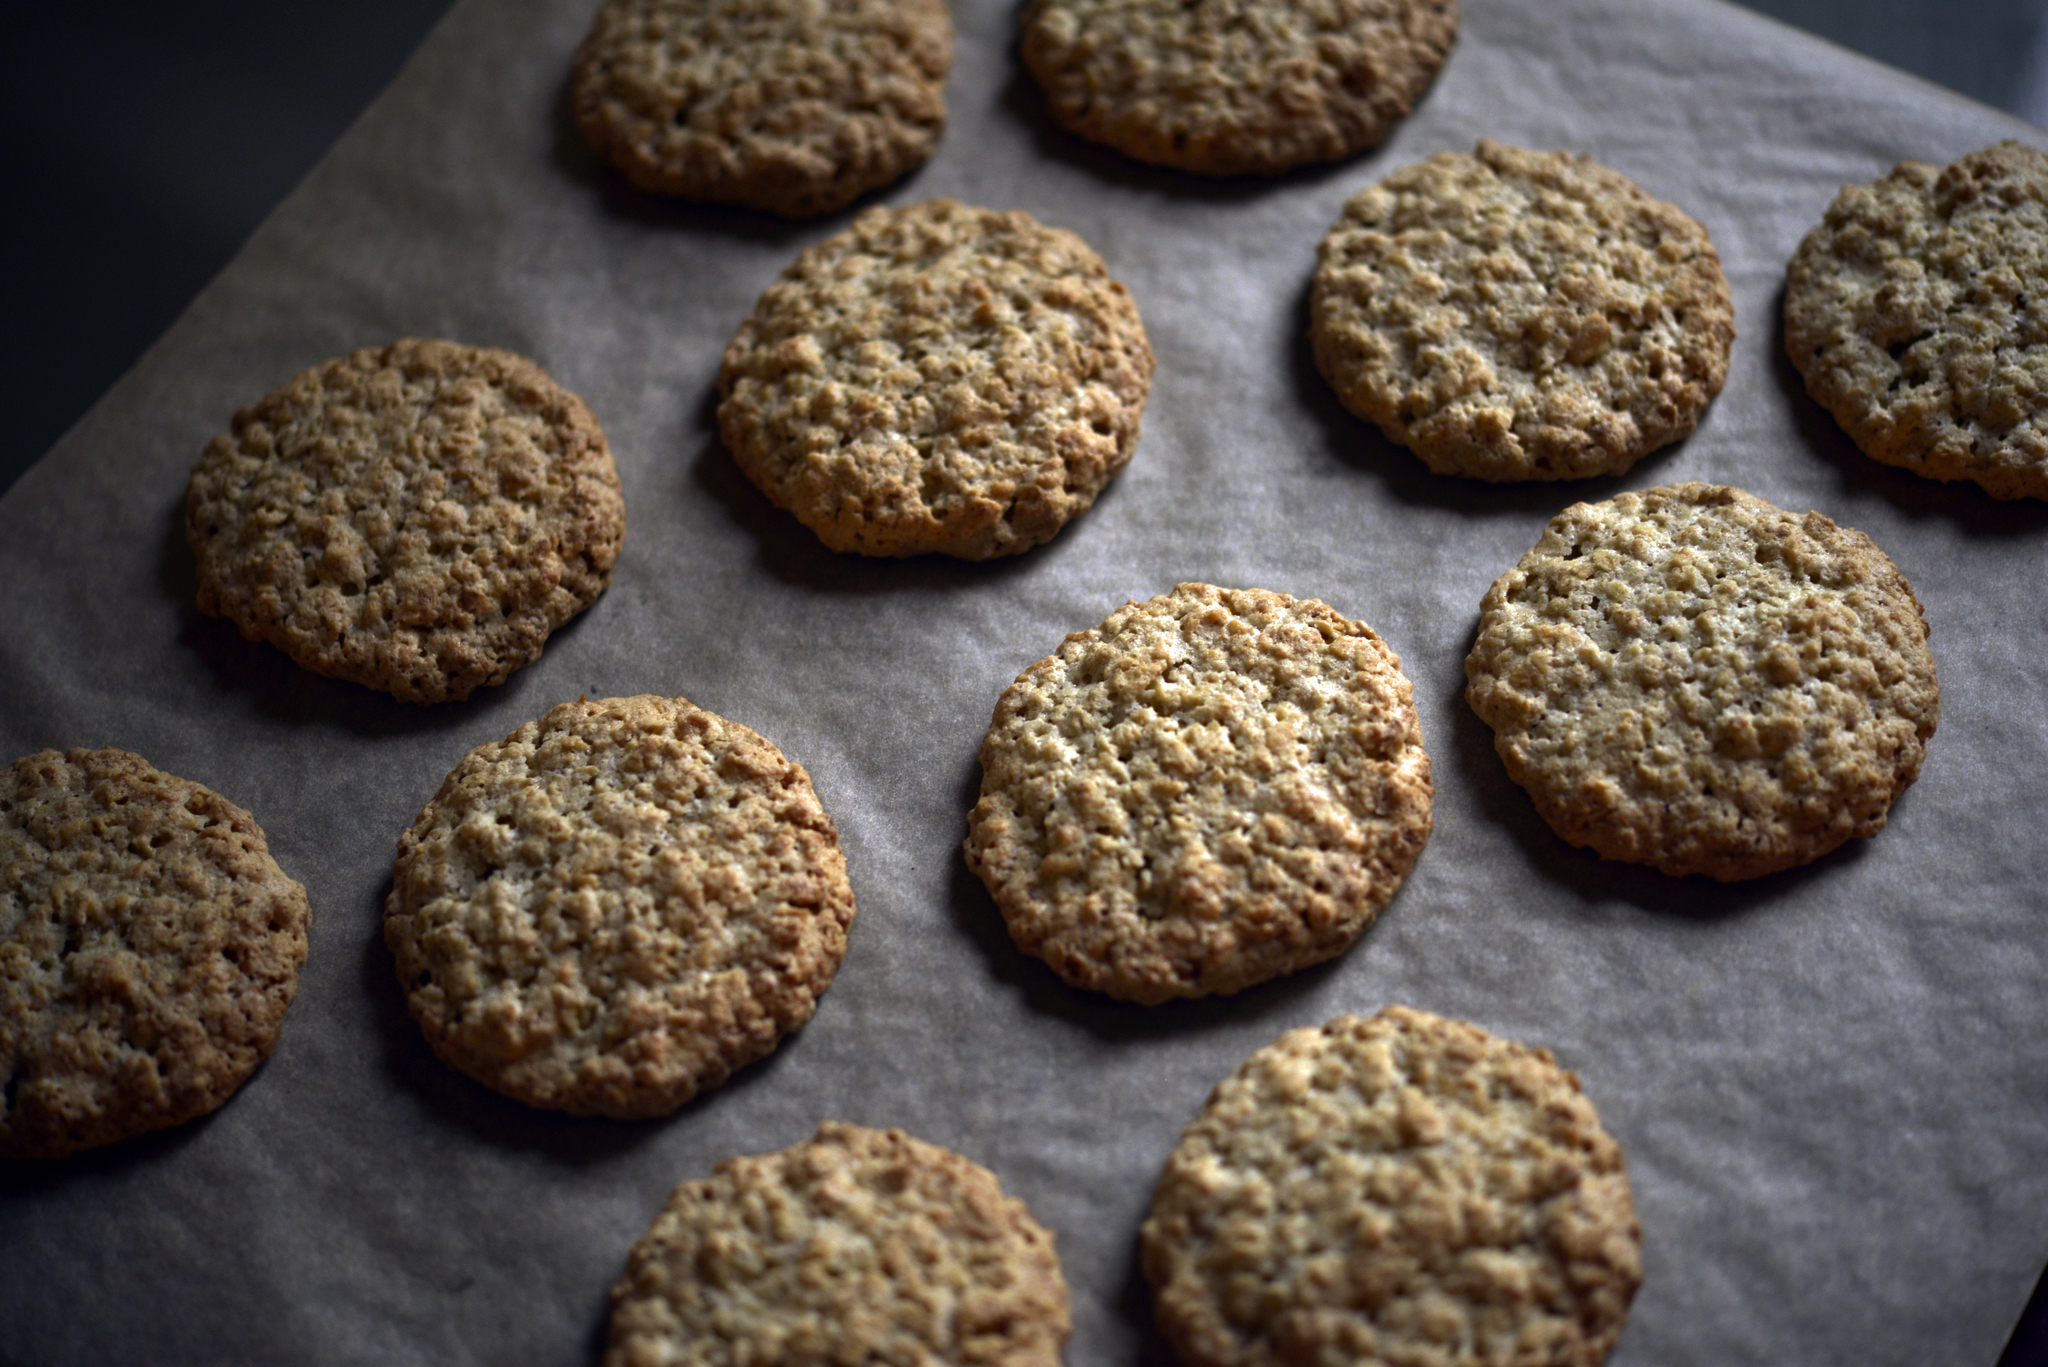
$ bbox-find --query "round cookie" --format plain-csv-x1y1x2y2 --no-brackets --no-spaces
571,0,954,218
186,339,626,705
1466,483,1940,881
1312,140,1735,481
1020,0,1458,177
1784,140,2048,500
1141,1007,1642,1367
964,583,1432,1004
606,1122,1071,1367
1,747,309,1160
384,695,854,1117
718,199,1154,559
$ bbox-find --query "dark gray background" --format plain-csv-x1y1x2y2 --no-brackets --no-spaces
1,1,2044,1363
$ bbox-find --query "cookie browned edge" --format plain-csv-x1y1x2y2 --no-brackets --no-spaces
185,339,625,705
1,747,309,1159
1784,140,2048,500
1140,1007,1641,1367
964,583,1433,1004
605,1122,1071,1367
1465,483,1940,880
1019,0,1459,177
570,0,955,218
384,695,854,1119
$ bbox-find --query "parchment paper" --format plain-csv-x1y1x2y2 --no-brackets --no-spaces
2,0,2044,1362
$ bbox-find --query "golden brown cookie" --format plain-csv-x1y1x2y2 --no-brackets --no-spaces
1141,1007,1642,1367
606,1122,1071,1367
1312,141,1734,480
718,199,1154,559
1020,0,1458,176
1785,140,2048,500
571,0,954,218
1,747,310,1160
964,584,1432,1004
384,695,854,1117
1466,484,1940,880
185,339,626,704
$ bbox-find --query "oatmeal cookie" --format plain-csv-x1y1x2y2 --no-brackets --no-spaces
571,0,954,218
1465,483,1939,880
964,584,1432,1004
384,695,854,1117
185,339,625,704
719,199,1154,558
1142,1007,1642,1367
1020,0,1458,176
606,1122,1071,1367
1,747,309,1159
1785,140,2048,500
1312,141,1734,480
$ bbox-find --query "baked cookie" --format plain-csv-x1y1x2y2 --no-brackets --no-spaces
1,748,309,1160
1020,0,1458,177
186,339,626,705
1141,1007,1641,1367
571,0,953,218
384,695,854,1117
1312,140,1734,480
719,199,1154,559
1785,140,2048,500
1466,484,1939,880
607,1122,1071,1367
964,584,1432,1004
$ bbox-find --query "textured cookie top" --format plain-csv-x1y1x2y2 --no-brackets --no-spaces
1,748,309,1160
1020,0,1458,176
718,199,1154,559
571,0,953,218
1466,484,1939,880
384,695,854,1118
1141,1007,1641,1367
607,1122,1071,1367
186,339,626,704
964,584,1432,1004
1312,141,1734,480
1784,140,2048,500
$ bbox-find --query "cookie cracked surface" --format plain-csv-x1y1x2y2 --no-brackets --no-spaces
384,695,854,1117
1141,1007,1641,1367
1,747,309,1159
571,0,954,218
186,339,626,704
964,584,1432,1004
719,199,1154,558
1021,0,1458,176
1466,483,1939,880
1312,141,1733,480
606,1122,1071,1367
1785,140,2048,500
